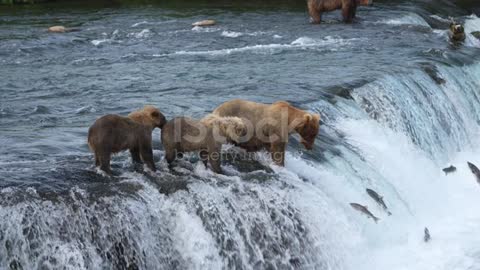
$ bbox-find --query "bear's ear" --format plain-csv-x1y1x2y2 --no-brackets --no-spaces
296,114,312,129
304,114,312,123
303,113,313,125
151,110,160,118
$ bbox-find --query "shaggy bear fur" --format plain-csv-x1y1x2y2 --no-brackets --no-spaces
212,99,320,166
161,115,246,174
88,106,166,174
307,0,372,24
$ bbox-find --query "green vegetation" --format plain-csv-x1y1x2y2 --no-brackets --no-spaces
1,0,51,4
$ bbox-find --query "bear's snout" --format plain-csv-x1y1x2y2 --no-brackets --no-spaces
301,139,314,150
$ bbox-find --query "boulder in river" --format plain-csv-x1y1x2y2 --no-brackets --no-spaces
192,19,216,27
48,25,67,33
471,31,480,40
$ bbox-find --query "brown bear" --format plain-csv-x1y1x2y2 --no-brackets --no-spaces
161,114,246,174
212,99,321,166
307,0,372,24
87,105,166,174
449,22,465,42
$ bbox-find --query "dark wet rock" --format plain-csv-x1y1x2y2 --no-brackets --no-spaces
9,259,23,270
420,62,446,85
471,31,480,40
289,257,301,267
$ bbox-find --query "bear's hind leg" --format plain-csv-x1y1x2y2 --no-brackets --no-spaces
308,1,322,24
342,0,356,23
164,146,176,165
98,152,112,175
199,150,209,167
207,142,222,174
140,143,156,172
130,147,143,172
130,147,141,164
208,153,222,174
94,153,100,167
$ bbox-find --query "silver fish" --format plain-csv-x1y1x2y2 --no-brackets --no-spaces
350,203,380,223
467,162,480,185
442,165,456,175
366,188,392,216
424,227,431,242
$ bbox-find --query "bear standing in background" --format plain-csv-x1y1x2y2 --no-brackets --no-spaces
307,0,372,24
88,106,166,174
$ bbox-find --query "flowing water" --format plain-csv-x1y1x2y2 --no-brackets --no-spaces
1,1,480,269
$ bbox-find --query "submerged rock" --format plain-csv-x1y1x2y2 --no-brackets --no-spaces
192,19,216,27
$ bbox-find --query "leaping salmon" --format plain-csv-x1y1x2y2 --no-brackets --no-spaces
350,203,380,223
366,188,392,216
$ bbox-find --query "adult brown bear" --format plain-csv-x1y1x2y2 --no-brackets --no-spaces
307,0,373,24
211,99,320,166
88,106,166,174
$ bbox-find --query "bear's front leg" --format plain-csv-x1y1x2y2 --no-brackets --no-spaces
270,142,286,166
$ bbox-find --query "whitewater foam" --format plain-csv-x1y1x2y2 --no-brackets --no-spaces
464,14,480,48
221,31,243,38
153,36,357,57
378,13,430,28
334,118,480,270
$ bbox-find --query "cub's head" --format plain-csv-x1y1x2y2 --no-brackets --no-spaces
129,105,167,129
296,113,321,150
450,23,464,35
205,115,247,143
223,117,247,143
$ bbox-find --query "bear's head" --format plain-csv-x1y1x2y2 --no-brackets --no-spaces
223,117,247,143
450,23,464,35
128,105,167,129
296,113,321,150
204,114,247,143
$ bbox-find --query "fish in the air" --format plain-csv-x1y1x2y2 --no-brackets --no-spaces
467,162,480,185
442,165,456,175
366,188,392,216
350,203,380,223
424,227,431,242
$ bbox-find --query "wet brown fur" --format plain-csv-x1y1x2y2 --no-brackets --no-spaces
212,99,320,166
161,115,246,173
449,23,466,42
308,0,358,24
87,106,166,174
